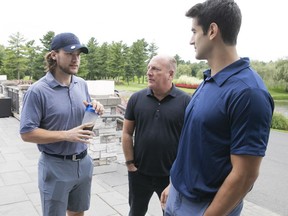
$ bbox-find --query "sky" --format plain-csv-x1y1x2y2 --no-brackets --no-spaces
1,0,287,62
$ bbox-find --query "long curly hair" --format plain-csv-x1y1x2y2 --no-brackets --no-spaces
44,51,58,73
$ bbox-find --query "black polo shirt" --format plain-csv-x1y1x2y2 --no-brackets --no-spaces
124,85,191,176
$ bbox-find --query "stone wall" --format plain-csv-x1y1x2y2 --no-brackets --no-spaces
88,96,123,166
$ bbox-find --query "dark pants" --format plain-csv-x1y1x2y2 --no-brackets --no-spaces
128,170,169,216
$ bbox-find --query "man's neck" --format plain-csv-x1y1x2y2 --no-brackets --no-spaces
208,46,239,76
53,70,72,86
152,85,173,101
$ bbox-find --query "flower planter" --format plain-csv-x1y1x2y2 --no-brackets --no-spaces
175,83,199,89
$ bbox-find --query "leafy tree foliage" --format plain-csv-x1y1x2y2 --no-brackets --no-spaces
40,31,55,52
0,30,286,94
3,32,28,80
130,39,149,84
25,40,44,80
176,64,192,78
174,54,185,65
83,37,100,79
274,58,288,91
147,42,158,62
251,60,276,88
0,45,5,72
107,41,126,80
191,61,209,79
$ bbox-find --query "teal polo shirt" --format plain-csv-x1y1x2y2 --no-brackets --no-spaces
20,72,91,155
170,58,274,202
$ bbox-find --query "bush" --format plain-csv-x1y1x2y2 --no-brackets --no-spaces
174,75,202,85
271,112,288,131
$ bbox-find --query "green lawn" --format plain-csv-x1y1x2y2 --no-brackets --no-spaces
115,82,195,95
269,88,288,100
116,83,288,100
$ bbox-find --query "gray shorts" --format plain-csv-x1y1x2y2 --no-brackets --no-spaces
38,152,93,216
165,183,243,216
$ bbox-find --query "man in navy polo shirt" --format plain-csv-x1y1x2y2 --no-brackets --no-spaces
161,1,274,215
20,32,104,216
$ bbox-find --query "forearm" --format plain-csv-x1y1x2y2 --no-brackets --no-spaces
21,128,69,144
122,133,134,161
204,177,254,216
204,154,262,216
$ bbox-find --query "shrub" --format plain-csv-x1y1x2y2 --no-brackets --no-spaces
271,112,288,131
174,75,202,85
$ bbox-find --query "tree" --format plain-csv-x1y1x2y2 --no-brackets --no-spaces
251,60,276,88
97,42,110,79
130,39,149,84
0,45,5,74
107,41,126,80
122,45,134,84
40,31,55,52
176,64,192,78
2,32,28,80
174,54,185,65
25,40,46,81
147,42,158,62
83,37,100,79
191,61,209,79
274,58,288,91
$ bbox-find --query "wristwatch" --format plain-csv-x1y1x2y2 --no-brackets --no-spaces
125,160,134,165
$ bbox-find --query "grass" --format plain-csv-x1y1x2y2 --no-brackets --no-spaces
115,82,288,131
116,83,288,100
115,82,196,95
268,88,288,100
115,83,147,92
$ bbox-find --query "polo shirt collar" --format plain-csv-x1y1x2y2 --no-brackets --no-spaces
146,84,177,98
45,71,78,88
203,57,251,86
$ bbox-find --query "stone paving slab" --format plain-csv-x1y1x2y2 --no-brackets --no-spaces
0,117,282,216
0,201,39,216
0,185,28,205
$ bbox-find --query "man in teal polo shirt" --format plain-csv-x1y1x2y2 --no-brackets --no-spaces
20,32,104,216
161,1,274,215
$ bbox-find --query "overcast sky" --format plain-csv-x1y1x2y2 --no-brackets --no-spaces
1,0,287,62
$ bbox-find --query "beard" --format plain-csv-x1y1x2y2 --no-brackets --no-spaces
58,64,78,75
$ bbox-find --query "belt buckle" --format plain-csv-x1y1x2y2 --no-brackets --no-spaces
72,154,80,161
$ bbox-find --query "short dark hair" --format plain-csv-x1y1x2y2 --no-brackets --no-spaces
186,0,242,45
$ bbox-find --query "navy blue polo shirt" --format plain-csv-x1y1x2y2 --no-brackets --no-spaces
20,72,91,155
170,58,274,201
125,85,191,176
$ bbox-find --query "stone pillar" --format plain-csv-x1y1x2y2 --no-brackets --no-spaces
88,96,123,166
17,85,30,119
2,84,8,97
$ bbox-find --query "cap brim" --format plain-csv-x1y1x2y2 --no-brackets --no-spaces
62,44,89,54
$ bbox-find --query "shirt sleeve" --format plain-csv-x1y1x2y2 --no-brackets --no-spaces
229,88,274,156
124,93,136,121
20,89,42,134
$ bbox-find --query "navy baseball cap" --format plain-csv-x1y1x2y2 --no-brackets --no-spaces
50,32,88,54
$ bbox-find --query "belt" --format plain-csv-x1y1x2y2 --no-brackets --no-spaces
43,149,87,161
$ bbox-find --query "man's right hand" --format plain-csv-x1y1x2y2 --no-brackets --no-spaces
64,124,94,144
160,184,170,210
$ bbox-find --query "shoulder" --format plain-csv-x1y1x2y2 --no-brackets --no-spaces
172,86,192,100
73,75,87,85
130,88,149,99
126,88,150,108
26,77,48,93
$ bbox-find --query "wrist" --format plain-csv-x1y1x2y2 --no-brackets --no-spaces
125,160,134,165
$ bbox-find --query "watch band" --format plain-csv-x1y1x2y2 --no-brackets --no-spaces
125,160,134,165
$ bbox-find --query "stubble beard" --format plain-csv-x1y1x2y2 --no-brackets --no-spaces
58,64,78,75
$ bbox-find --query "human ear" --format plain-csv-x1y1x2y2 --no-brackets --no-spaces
208,22,218,40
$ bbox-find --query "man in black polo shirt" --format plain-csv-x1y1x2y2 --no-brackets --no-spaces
122,54,191,216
